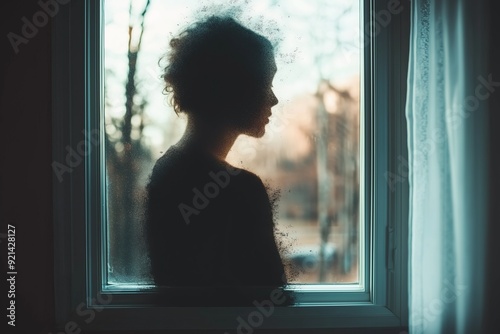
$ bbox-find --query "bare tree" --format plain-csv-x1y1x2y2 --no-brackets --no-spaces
106,0,152,281
307,3,356,281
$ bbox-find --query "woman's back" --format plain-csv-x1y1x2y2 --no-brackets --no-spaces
145,145,286,288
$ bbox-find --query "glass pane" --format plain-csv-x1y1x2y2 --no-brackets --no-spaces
104,0,360,285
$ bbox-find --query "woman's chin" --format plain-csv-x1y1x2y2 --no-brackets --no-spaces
245,124,267,138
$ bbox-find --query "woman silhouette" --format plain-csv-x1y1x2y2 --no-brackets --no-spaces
145,16,291,305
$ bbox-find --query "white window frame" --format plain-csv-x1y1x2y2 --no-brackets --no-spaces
52,0,409,331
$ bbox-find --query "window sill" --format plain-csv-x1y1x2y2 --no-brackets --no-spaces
77,303,402,331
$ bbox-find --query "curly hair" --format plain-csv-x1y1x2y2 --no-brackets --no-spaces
161,16,275,120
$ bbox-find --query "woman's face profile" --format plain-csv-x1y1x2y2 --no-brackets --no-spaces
236,58,279,138
162,16,280,140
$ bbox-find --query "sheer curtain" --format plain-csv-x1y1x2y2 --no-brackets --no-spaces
405,0,490,333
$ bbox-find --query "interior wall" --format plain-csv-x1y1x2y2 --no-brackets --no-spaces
1,1,54,333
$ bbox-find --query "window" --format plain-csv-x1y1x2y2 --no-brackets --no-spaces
104,0,362,287
103,0,364,308
52,0,409,331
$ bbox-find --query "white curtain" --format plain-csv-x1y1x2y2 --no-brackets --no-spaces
406,0,490,333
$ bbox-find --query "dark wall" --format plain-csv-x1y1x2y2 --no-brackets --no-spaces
1,1,54,334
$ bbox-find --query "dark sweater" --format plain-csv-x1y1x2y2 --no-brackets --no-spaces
145,145,287,296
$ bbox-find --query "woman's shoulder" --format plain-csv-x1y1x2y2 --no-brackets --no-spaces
147,145,268,194
147,147,183,186
224,164,266,189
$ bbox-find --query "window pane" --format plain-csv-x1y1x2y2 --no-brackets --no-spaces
104,0,360,285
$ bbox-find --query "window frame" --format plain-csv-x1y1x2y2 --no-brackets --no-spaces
52,0,409,331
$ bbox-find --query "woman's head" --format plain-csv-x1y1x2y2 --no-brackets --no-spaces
161,16,278,137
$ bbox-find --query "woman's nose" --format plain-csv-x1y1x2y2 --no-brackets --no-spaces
270,90,278,106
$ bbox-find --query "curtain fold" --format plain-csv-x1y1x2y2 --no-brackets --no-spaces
406,0,490,333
